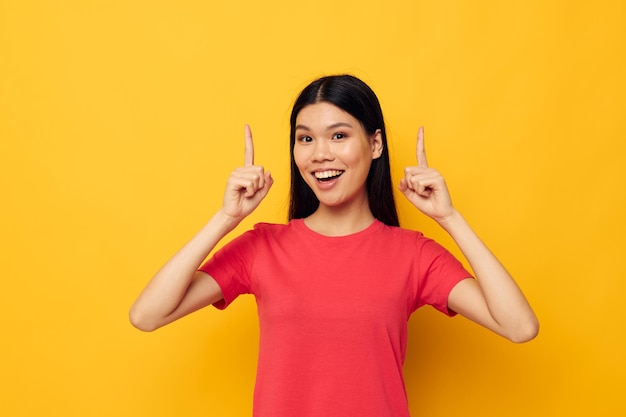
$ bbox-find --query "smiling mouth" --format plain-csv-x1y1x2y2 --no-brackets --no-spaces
314,170,344,182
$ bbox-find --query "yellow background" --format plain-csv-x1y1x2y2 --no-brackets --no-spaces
2,0,625,416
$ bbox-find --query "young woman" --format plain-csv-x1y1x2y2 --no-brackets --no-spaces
130,75,539,417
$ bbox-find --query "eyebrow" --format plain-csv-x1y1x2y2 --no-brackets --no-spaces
295,122,354,131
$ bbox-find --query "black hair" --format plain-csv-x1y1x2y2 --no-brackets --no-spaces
288,74,399,227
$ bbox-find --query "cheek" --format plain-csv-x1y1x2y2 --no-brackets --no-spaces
341,143,372,167
292,147,305,169
292,148,310,179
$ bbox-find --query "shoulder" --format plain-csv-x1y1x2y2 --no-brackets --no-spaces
215,222,289,250
252,221,289,231
376,223,451,255
252,221,293,236
247,221,302,243
378,222,426,242
211,222,290,260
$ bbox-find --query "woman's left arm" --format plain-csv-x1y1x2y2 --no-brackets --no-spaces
438,210,539,342
399,127,539,343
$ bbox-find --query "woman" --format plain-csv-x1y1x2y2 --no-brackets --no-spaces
130,75,539,417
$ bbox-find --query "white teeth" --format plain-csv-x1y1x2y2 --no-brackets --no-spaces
314,170,344,179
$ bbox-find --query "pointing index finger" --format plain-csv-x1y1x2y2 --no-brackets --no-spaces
244,124,254,166
416,126,428,168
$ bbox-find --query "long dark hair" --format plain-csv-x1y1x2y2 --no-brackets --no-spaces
288,74,399,227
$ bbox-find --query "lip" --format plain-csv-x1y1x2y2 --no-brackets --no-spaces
310,169,344,190
312,169,344,179
313,175,341,190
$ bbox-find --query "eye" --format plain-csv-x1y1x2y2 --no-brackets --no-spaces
298,135,313,143
332,132,346,140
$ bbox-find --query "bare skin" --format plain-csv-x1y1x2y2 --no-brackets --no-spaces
399,127,538,342
293,102,383,236
129,125,272,331
130,119,538,343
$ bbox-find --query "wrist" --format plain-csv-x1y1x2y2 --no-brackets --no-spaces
213,209,243,234
435,208,464,231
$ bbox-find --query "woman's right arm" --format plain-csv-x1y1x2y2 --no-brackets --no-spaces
129,125,273,331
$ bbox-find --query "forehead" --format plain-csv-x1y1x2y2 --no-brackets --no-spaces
295,102,360,129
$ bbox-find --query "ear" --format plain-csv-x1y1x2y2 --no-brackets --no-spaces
371,129,383,159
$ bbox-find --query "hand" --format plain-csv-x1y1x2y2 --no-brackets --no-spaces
398,127,455,222
221,125,273,221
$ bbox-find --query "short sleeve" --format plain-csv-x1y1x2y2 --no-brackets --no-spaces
198,229,258,309
415,238,473,316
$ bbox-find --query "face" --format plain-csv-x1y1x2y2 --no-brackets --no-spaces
293,102,383,210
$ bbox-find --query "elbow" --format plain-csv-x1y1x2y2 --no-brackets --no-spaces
507,316,540,344
129,305,159,332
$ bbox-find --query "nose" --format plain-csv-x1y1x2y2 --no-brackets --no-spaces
312,139,334,162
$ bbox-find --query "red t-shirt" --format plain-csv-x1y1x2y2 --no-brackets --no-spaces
200,219,472,417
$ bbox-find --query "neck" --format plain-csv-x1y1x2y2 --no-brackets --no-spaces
304,200,375,237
